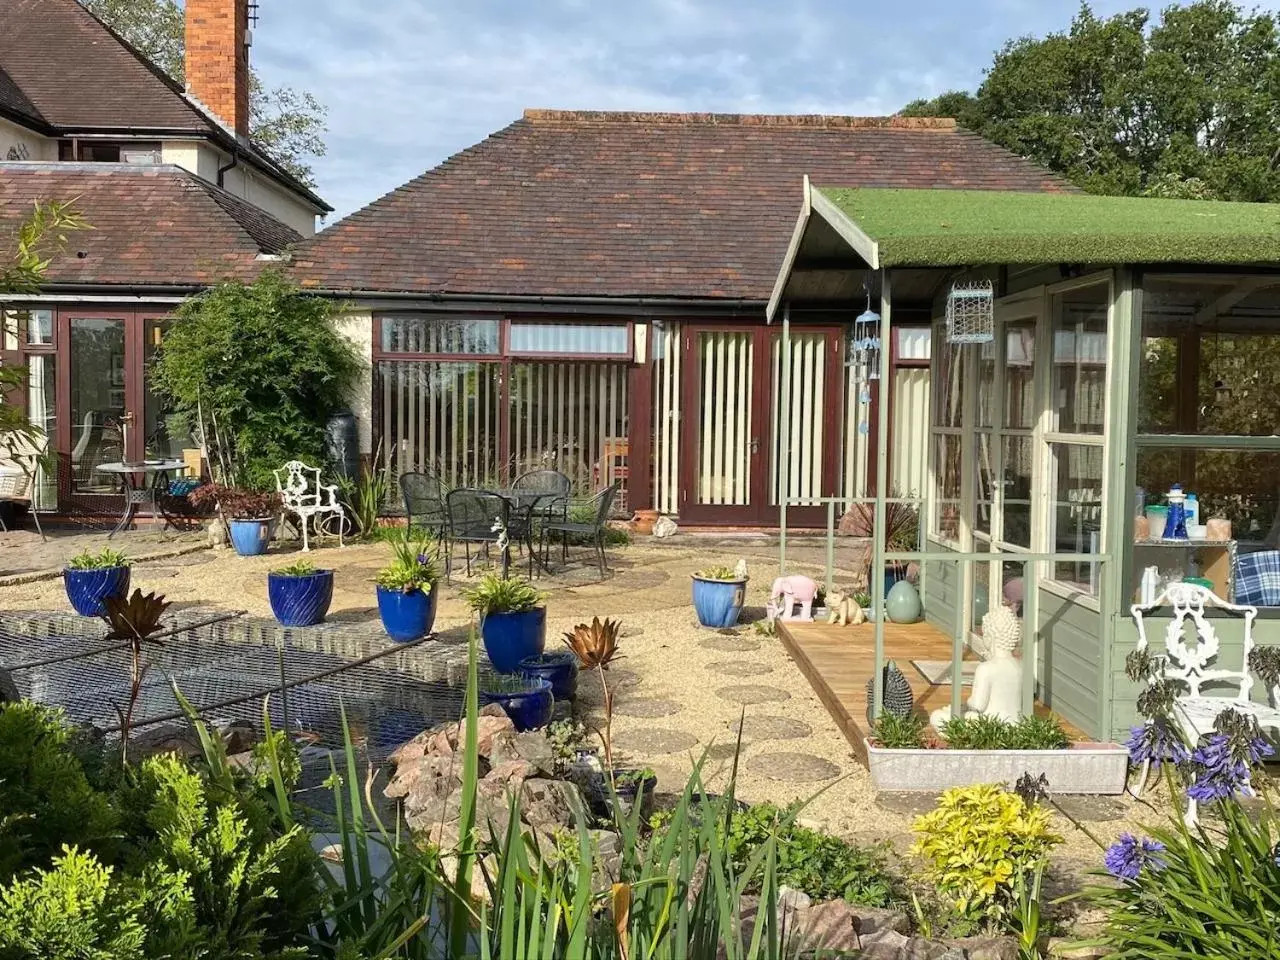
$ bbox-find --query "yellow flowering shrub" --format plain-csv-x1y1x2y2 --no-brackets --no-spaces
910,784,1061,918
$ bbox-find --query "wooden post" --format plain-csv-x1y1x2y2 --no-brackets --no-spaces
627,324,654,513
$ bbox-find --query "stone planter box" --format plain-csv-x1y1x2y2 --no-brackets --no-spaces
865,739,1129,795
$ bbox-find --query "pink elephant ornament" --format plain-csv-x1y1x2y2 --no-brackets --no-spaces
768,574,819,622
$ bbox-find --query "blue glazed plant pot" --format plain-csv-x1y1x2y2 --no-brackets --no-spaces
481,676,554,732
377,585,437,643
691,575,748,628
519,650,580,701
229,518,272,556
267,570,334,627
64,566,131,617
481,607,547,674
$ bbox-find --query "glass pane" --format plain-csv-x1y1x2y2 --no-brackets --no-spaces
896,326,932,361
26,354,55,509
26,309,53,345
509,322,629,356
976,338,997,428
933,324,963,428
771,332,827,507
1136,447,1280,542
1001,435,1034,548
696,331,753,506
1004,320,1036,428
70,317,126,495
143,318,193,462
508,361,629,509
1048,441,1104,594
1051,284,1108,435
380,316,500,355
933,433,962,541
377,360,502,493
974,431,994,535
1140,277,1280,436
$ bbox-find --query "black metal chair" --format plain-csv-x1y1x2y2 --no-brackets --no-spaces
539,482,620,578
400,471,448,538
511,469,572,521
445,488,510,579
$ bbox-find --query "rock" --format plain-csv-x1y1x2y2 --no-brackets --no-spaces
388,706,515,768
388,753,461,802
948,936,1020,960
511,730,556,773
227,750,257,772
407,792,463,833
856,931,964,959
1046,939,1110,960
778,885,812,913
478,759,537,800
781,899,909,954
520,778,581,831
130,724,203,760
212,718,258,754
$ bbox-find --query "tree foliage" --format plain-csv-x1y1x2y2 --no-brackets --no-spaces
901,1,1280,201
77,0,327,186
148,271,361,491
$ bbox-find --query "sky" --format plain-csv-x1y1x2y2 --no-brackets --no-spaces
251,0,1144,223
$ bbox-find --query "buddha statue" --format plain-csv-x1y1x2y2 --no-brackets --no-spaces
929,604,1024,733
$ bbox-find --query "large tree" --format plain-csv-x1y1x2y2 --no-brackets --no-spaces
79,0,326,188
901,1,1280,201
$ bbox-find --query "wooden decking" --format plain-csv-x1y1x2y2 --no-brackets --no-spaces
777,619,1088,765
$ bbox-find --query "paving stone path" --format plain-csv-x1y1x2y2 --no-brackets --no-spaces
730,715,812,740
613,697,683,718
709,660,774,677
747,751,841,782
716,684,791,705
698,635,760,653
613,727,699,756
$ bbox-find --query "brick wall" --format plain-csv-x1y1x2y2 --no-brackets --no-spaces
184,0,249,137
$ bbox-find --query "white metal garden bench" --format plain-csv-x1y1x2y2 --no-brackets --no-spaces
273,460,346,552
1131,581,1280,744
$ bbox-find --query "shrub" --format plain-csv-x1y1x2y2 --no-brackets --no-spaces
149,271,362,490
940,714,1070,750
187,484,282,520
911,784,1061,922
373,531,439,593
462,573,543,615
873,711,927,749
273,559,320,577
694,565,741,581
65,548,130,571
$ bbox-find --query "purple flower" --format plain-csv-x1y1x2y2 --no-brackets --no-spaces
1187,734,1253,802
1104,833,1167,880
1246,736,1275,765
1126,721,1189,769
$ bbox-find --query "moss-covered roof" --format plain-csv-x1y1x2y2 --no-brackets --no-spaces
816,187,1280,267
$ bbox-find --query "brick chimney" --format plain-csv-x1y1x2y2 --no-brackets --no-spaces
185,0,251,138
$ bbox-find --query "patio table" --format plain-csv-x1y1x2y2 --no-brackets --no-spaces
488,488,559,577
95,459,189,538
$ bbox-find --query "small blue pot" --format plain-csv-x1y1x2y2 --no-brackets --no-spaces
268,570,334,627
520,650,579,701
481,607,547,674
64,565,131,617
691,575,747,628
229,518,272,556
377,585,437,643
481,676,554,731
869,562,908,600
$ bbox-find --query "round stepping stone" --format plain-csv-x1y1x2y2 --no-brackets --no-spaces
730,715,811,741
619,624,646,638
702,742,745,761
613,698,682,718
613,727,698,756
747,752,840,782
699,636,760,653
710,660,773,678
716,684,791,705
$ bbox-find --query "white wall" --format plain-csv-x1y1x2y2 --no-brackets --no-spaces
330,310,374,455
0,117,55,161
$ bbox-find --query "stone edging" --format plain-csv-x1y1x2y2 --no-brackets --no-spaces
0,542,210,589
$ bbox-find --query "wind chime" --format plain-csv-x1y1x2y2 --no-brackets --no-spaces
848,284,881,435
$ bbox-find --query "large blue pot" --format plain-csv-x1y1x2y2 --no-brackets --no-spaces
268,570,334,627
229,518,272,556
377,585,437,643
64,565,131,617
481,607,547,673
691,575,747,628
481,676,554,732
520,650,579,701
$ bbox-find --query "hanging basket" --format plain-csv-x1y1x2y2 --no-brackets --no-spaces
945,280,995,344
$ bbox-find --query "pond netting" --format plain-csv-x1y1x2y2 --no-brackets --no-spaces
0,609,472,770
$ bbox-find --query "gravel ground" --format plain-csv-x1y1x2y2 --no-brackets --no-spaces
0,534,1144,877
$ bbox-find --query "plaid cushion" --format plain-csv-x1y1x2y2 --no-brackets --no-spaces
1234,550,1280,606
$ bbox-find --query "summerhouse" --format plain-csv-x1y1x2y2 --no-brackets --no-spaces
769,180,1280,750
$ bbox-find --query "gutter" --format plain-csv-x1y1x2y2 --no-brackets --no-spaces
217,142,240,189
302,289,767,312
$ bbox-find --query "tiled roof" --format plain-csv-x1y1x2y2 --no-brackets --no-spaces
0,0,329,211
291,109,1075,301
0,162,302,287
0,65,45,129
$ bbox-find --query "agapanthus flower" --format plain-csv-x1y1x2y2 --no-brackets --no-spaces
1104,833,1167,880
1126,719,1189,769
1187,734,1253,802
1245,736,1275,766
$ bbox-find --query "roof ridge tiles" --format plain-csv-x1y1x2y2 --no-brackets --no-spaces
521,109,956,130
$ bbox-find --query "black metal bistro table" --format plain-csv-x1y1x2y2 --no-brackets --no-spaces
95,459,189,538
492,488,561,577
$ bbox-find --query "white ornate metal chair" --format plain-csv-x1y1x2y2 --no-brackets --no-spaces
272,460,345,552
1131,581,1280,745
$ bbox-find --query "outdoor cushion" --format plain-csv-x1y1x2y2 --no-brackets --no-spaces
1234,550,1280,606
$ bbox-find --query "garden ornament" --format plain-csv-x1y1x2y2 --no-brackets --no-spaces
733,558,749,580
652,515,678,538
207,517,228,550
825,590,865,627
767,574,818,622
930,604,1023,732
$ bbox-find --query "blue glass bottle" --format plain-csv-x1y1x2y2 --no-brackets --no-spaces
1162,484,1189,541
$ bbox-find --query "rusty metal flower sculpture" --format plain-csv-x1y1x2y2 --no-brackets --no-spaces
563,617,624,772
102,589,171,761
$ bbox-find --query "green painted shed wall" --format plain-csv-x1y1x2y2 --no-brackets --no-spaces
922,554,962,638
1037,590,1104,739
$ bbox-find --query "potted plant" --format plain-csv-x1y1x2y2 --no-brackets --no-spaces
839,499,919,596
64,547,131,617
189,484,282,557
463,573,547,673
480,673,554,731
374,533,439,643
267,558,334,627
691,565,749,628
609,767,658,819
519,649,579,701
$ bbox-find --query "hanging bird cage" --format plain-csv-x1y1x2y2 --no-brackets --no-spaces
847,304,882,383
945,279,995,344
